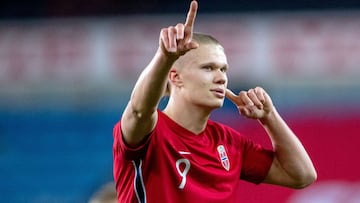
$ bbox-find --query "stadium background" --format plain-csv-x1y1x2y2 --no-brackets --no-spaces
1,0,360,202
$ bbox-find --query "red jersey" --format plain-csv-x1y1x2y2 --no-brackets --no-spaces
113,110,274,203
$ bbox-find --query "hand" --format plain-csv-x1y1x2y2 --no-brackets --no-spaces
158,0,199,58
226,87,274,119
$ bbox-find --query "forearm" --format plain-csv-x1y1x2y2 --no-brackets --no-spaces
129,50,177,117
120,0,198,147
260,108,317,187
121,50,177,146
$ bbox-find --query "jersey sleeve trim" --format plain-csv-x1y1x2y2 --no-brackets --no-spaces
113,121,152,160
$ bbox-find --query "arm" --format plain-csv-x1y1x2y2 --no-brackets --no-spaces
226,87,317,188
121,1,199,147
260,108,317,188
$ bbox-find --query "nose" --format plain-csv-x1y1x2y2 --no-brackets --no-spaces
214,70,227,84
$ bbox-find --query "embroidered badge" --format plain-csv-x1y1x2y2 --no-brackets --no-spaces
217,145,230,171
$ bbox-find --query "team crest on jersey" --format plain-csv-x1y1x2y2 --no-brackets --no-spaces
217,145,230,171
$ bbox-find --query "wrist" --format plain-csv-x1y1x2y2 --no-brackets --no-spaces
259,106,277,125
156,47,180,64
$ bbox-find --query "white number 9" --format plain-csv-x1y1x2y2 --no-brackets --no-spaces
176,158,191,189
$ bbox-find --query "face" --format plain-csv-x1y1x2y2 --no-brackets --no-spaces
173,43,229,110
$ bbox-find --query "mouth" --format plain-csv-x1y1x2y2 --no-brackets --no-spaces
210,88,225,98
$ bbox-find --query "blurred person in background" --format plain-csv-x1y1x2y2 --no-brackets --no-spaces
88,182,117,203
113,1,317,202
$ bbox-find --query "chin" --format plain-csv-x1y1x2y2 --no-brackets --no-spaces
209,100,224,109
196,98,224,110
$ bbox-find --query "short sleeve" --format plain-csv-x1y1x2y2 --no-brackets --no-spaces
113,121,151,160
240,138,274,184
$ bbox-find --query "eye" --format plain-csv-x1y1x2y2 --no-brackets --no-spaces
220,67,228,73
202,66,213,71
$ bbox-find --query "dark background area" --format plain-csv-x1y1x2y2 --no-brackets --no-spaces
1,0,360,19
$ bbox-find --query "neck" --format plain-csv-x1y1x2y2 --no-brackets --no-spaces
163,97,211,135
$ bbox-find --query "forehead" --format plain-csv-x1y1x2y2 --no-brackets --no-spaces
184,44,228,66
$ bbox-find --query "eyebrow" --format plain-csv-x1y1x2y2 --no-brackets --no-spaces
200,62,228,70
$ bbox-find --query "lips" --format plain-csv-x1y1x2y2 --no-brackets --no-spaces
211,88,225,98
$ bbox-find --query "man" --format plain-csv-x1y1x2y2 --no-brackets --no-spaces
113,1,317,202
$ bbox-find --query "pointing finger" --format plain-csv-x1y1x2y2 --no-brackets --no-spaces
225,88,239,105
184,1,198,44
185,1,198,29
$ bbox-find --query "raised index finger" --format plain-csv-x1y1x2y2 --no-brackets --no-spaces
184,1,198,28
225,89,240,105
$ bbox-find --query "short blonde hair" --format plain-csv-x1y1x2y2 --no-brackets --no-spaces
164,32,223,96
192,32,222,46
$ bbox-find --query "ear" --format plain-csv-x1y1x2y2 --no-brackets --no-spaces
169,68,183,87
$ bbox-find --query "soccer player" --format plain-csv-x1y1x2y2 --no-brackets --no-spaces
113,1,317,202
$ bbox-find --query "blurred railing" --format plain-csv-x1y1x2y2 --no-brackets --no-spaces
0,12,360,108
